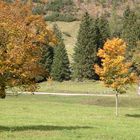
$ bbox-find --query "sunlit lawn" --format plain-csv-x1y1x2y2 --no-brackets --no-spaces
0,95,140,140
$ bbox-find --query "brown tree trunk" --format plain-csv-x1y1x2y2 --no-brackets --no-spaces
115,93,119,117
138,80,140,95
0,85,6,99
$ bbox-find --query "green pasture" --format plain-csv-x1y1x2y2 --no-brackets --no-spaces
0,95,139,140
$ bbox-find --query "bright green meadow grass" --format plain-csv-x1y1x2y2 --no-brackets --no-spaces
0,95,140,140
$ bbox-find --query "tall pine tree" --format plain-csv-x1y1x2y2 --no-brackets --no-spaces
40,45,54,75
95,16,110,66
95,16,110,50
51,24,71,82
72,12,98,80
122,6,139,51
35,43,54,82
109,3,122,37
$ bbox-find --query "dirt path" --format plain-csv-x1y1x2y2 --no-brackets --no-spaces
20,92,129,97
7,91,133,97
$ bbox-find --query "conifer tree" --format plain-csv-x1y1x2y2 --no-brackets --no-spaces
34,36,54,82
34,44,54,83
72,12,98,80
51,24,71,81
122,6,139,51
95,16,110,50
109,3,122,37
132,42,140,76
41,45,54,74
95,16,110,66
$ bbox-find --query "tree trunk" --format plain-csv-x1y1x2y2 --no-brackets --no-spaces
0,85,6,99
138,80,140,95
115,93,119,116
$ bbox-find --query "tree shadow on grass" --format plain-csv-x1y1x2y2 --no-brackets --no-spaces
125,114,140,118
0,125,93,132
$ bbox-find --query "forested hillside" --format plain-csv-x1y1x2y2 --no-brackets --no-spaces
27,0,140,21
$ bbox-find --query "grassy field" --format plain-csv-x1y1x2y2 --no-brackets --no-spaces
0,95,139,140
38,81,137,96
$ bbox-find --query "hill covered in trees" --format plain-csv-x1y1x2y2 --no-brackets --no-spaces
25,0,140,21
4,0,140,22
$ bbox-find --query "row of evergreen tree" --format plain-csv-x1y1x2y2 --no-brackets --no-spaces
73,12,110,81
38,6,140,82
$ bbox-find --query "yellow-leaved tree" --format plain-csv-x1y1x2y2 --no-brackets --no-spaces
94,38,137,116
0,0,56,98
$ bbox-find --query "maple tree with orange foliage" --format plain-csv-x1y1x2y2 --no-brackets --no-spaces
94,38,137,116
0,0,56,98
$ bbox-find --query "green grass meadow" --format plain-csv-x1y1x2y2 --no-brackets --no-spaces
0,95,140,140
38,81,137,96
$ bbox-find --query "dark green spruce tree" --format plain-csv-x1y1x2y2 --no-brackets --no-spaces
122,6,139,52
40,45,54,75
95,16,110,66
95,16,110,50
51,24,71,82
35,43,54,82
72,12,99,80
109,2,122,37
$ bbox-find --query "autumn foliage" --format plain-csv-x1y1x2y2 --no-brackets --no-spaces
0,0,56,98
94,38,137,93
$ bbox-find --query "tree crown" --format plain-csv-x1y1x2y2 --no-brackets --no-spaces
95,38,137,93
